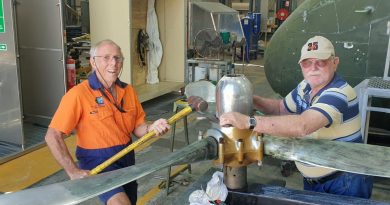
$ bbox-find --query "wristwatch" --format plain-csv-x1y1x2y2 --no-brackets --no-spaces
249,116,257,129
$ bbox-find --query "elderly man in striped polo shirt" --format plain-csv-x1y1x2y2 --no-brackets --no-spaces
219,36,373,198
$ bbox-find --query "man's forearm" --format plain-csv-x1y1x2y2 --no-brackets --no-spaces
133,123,148,138
253,95,283,115
254,115,307,136
45,128,78,176
254,110,329,137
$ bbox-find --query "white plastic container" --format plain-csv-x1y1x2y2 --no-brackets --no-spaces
194,66,208,81
185,80,216,102
209,66,221,82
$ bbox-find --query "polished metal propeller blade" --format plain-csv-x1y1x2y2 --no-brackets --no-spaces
2,134,390,205
0,138,218,205
263,135,390,178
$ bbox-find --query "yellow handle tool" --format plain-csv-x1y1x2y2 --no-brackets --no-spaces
89,105,194,175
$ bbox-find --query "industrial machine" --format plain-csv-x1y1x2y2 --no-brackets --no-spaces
214,74,255,191
241,12,262,62
193,28,223,59
190,2,245,60
187,2,245,83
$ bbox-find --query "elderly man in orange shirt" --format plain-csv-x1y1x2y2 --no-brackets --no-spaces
45,39,170,205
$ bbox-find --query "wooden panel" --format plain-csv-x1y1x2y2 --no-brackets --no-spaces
232,2,249,11
132,0,148,28
156,0,185,82
132,0,185,85
131,0,148,86
134,81,185,102
131,28,148,86
156,0,167,81
165,0,185,82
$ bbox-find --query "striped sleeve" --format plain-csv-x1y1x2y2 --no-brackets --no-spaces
310,89,348,126
283,81,306,114
284,89,297,113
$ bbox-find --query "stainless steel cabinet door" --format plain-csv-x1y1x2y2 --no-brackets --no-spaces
15,0,66,126
0,0,23,151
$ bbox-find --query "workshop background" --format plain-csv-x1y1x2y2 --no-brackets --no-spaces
1,0,390,204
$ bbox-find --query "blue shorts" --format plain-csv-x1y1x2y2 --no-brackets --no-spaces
303,172,373,199
76,144,137,204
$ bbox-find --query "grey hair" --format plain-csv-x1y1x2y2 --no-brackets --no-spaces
89,39,122,58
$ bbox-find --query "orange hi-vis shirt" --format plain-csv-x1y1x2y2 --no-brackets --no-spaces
49,72,146,149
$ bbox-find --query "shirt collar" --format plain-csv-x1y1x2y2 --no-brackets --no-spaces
88,71,127,90
316,73,339,95
304,73,340,98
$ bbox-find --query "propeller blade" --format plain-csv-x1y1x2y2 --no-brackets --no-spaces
263,135,390,177
2,134,390,205
0,138,218,205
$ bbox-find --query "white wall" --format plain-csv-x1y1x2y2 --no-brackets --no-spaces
89,0,132,84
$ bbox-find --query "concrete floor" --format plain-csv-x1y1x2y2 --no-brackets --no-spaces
31,57,390,204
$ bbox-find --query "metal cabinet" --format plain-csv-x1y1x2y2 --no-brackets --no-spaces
0,0,67,160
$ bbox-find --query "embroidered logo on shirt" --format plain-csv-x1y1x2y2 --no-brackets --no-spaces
96,96,104,106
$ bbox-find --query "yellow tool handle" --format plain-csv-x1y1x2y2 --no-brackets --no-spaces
89,106,194,175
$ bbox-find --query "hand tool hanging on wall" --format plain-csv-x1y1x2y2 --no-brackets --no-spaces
137,29,149,67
